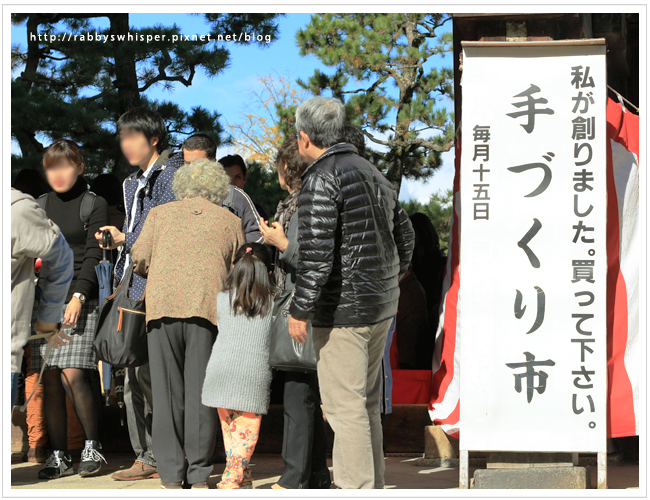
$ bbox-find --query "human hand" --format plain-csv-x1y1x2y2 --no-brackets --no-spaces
95,226,125,249
259,218,289,252
52,331,73,349
62,298,82,328
288,316,309,344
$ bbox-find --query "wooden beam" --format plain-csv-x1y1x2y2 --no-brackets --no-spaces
462,38,606,47
453,13,575,20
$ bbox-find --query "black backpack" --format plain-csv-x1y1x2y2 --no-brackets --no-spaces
37,190,96,231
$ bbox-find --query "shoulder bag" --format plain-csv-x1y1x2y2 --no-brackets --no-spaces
93,262,148,367
268,289,317,373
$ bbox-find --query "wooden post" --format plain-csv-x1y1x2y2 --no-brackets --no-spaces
597,451,607,489
459,450,469,489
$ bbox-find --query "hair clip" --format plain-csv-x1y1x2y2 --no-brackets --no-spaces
245,247,253,254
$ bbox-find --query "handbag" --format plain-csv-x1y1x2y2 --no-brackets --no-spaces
268,289,317,373
93,262,148,368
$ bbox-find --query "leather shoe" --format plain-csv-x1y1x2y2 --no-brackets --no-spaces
112,461,157,480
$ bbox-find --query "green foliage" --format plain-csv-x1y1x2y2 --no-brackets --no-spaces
11,13,281,182
282,13,454,192
401,188,453,253
243,161,286,219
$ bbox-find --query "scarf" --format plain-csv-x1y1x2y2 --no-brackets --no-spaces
273,189,300,290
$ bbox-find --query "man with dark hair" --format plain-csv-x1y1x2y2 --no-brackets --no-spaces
116,106,168,153
218,154,269,221
218,154,247,188
179,138,263,244
95,106,185,481
182,134,217,163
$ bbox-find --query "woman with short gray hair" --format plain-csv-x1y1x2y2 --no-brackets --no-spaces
131,158,246,489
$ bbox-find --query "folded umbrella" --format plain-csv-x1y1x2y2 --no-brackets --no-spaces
113,367,126,426
95,231,114,405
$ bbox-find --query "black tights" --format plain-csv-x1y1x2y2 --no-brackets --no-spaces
42,368,98,452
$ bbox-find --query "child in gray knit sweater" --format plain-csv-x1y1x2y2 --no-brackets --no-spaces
201,243,274,489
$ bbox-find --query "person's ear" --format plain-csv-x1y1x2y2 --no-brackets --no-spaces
303,132,314,150
150,136,159,149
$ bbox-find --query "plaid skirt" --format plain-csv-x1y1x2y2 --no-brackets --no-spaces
30,299,99,372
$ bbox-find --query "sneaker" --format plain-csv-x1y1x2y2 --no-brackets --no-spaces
78,440,107,477
191,482,209,489
112,460,158,481
38,450,74,479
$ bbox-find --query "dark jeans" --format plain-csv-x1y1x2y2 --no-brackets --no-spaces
147,317,218,484
124,362,155,466
277,371,331,489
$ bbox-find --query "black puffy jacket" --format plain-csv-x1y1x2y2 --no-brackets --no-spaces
289,143,415,328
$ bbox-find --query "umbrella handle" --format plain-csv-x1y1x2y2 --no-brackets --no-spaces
102,230,113,262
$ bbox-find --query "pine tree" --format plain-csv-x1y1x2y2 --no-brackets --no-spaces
285,13,454,192
11,13,281,181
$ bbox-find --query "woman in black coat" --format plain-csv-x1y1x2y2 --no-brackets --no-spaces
259,135,331,490
31,139,110,480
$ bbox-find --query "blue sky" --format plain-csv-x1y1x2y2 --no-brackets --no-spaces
11,13,455,203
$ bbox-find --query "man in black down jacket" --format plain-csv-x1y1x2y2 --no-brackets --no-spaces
288,97,415,489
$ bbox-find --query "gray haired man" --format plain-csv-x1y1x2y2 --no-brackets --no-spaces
288,97,415,489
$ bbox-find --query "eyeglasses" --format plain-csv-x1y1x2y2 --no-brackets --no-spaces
294,131,302,141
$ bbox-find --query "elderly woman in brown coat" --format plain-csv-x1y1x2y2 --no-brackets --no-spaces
131,158,246,489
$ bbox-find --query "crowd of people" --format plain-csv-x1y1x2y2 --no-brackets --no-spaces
10,96,446,489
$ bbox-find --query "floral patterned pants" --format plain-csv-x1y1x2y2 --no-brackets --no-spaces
217,408,262,489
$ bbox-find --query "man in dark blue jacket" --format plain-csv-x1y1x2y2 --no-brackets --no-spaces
96,107,183,481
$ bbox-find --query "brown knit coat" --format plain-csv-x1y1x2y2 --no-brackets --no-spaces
131,196,246,327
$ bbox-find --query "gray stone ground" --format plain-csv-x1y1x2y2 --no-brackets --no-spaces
10,453,639,490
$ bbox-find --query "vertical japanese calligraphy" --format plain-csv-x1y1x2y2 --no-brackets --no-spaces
570,64,599,428
472,125,491,220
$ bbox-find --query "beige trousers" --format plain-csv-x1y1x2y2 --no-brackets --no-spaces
312,317,392,489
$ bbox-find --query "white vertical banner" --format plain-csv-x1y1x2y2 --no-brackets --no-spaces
459,41,607,453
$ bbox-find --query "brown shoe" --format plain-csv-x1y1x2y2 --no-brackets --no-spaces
25,447,47,463
112,461,158,481
191,482,209,489
161,481,183,489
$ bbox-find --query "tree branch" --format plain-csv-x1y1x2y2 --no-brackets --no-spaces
138,49,196,92
85,88,113,103
361,129,392,147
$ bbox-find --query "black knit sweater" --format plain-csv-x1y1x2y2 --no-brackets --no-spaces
40,176,110,303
